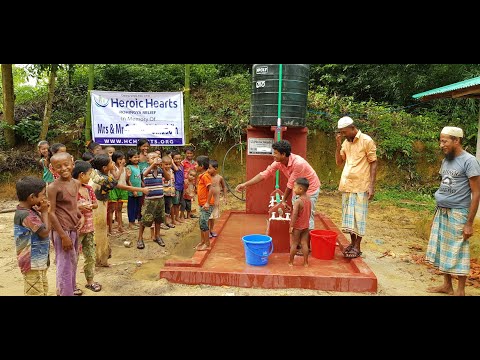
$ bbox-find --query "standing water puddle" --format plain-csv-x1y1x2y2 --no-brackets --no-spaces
132,227,201,280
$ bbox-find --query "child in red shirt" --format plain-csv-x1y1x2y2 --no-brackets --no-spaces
289,177,311,267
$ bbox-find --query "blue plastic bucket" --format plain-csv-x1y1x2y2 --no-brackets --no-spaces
242,234,274,266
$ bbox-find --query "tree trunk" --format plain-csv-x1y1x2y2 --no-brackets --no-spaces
1,64,16,148
40,64,58,140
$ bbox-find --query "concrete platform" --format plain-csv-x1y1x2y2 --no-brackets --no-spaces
160,211,377,293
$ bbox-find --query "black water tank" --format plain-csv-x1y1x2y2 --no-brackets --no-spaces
250,64,309,127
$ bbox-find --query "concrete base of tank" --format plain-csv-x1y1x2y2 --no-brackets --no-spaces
160,211,377,293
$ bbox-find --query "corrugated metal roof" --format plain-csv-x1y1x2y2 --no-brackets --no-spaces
412,76,480,99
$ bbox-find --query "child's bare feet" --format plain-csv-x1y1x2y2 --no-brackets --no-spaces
195,244,211,251
117,227,126,233
288,262,294,267
303,263,309,267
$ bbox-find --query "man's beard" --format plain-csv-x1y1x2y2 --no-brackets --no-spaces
445,150,456,161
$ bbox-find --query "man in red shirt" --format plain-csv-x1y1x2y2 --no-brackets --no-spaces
236,140,321,230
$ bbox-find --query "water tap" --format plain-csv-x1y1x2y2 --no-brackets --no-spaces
277,207,284,219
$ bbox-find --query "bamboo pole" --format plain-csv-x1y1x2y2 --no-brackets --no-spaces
85,64,94,142
184,64,191,144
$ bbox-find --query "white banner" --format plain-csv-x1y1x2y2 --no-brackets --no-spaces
91,90,184,146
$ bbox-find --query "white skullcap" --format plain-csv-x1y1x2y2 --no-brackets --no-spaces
441,126,463,138
338,116,354,129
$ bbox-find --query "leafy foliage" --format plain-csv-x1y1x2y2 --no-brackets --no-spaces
3,63,480,192
14,114,42,144
306,88,466,187
189,73,250,152
310,64,480,107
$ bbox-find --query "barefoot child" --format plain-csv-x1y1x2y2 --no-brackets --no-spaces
126,149,143,230
48,152,84,296
193,155,215,251
162,155,176,228
90,154,149,266
181,145,198,219
136,152,171,249
14,176,50,295
207,160,227,238
73,161,102,293
183,169,197,220
37,140,54,186
171,151,185,224
108,151,128,234
288,177,311,267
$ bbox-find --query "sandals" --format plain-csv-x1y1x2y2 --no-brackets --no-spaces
137,239,145,249
153,237,165,247
85,282,102,292
74,287,83,296
160,224,170,230
343,244,354,255
167,223,176,228
344,247,362,259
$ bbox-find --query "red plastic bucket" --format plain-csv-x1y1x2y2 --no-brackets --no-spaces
310,230,337,260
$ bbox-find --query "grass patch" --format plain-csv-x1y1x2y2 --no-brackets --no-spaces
373,189,436,213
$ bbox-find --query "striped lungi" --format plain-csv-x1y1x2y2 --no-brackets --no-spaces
425,207,470,276
341,192,369,237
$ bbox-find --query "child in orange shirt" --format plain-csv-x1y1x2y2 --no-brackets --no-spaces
193,155,214,251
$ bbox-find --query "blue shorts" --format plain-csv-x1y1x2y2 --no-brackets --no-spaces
199,207,213,231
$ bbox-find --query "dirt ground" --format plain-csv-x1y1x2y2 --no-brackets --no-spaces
1,192,480,296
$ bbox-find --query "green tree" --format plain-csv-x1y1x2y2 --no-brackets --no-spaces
1,64,15,147
310,64,480,107
25,64,65,140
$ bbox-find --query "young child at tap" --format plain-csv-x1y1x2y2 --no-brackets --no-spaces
193,155,215,251
48,152,84,296
288,177,311,267
72,160,102,292
207,160,227,238
14,176,50,295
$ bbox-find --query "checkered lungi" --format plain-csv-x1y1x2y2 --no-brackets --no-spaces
24,269,49,296
341,192,368,237
425,207,470,276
